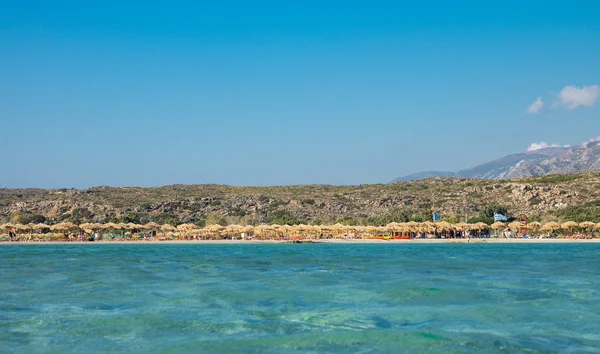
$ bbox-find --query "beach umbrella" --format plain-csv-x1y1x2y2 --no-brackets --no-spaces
542,222,561,236
206,224,224,239
49,222,76,240
50,222,76,232
1,223,16,240
491,222,506,237
177,223,197,238
528,221,542,229
224,224,242,237
375,226,387,235
32,223,49,232
472,222,489,237
79,223,93,233
579,221,595,238
116,223,128,231
561,221,579,236
387,222,401,236
455,222,470,231
475,222,489,230
271,224,283,239
405,221,419,236
366,226,378,237
422,221,436,234
309,225,321,239
254,224,269,239
159,224,175,239
103,222,118,230
160,224,176,232
435,221,452,237
352,225,365,239
241,225,254,238
12,224,28,241
527,221,542,236
491,221,506,230
330,223,344,238
0,223,15,231
144,222,160,232
508,221,522,231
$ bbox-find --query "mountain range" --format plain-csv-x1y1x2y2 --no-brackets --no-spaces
393,141,600,182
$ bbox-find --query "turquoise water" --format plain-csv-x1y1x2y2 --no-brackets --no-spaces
1,244,600,353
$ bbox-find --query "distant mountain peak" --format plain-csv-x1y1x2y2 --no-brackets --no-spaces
392,144,600,182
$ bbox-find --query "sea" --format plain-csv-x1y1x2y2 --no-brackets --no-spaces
1,244,599,353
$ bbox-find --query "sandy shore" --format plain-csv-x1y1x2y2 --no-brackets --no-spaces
2,238,600,245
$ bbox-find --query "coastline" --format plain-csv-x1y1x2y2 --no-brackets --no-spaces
2,238,600,245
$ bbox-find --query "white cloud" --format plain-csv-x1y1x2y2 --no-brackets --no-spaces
557,85,599,109
525,97,544,114
526,142,567,151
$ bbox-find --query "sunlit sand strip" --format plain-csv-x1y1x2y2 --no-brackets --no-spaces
2,238,600,245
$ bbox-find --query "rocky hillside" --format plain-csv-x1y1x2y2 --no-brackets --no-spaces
2,173,600,225
506,141,600,179
393,143,600,181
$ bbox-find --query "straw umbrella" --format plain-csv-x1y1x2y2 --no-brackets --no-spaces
542,222,561,237
387,222,400,237
50,222,77,240
160,224,176,239
579,221,595,238
177,223,196,239
455,222,469,237
104,222,118,230
594,223,600,238
491,222,506,237
241,225,254,239
254,224,268,239
508,221,523,237
144,222,160,238
32,223,49,232
1,223,16,241
79,223,93,234
561,221,579,237
528,221,542,237
365,226,378,238
206,224,224,239
422,221,436,236
475,222,489,237
224,224,242,239
435,221,452,238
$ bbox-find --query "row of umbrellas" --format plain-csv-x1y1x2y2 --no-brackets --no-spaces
1,220,598,238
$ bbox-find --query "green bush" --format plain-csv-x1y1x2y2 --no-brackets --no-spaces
554,200,600,222
267,210,301,225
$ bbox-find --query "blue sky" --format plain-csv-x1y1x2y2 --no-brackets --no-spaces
1,1,599,188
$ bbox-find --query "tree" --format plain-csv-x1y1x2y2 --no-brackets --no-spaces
10,212,26,224
267,210,301,225
205,212,227,226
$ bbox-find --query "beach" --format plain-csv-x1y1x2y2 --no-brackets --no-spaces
2,238,600,245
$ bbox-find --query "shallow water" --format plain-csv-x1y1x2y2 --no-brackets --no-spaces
1,244,599,353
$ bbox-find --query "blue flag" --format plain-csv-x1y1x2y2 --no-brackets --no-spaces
433,213,441,221
494,213,507,221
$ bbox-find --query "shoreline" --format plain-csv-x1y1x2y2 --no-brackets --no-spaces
1,238,600,245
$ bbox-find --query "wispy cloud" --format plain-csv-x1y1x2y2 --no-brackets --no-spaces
557,85,599,109
527,84,598,114
526,142,567,151
525,97,544,114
